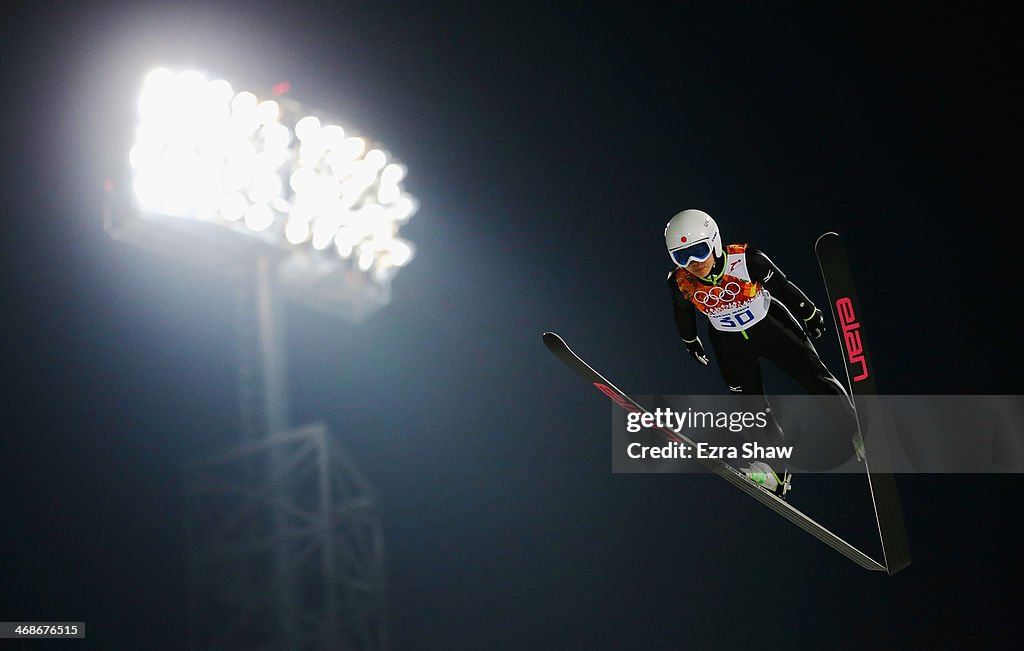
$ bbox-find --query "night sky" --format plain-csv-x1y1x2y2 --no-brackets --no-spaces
2,2,1019,649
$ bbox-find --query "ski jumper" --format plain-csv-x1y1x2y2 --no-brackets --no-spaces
668,244,857,450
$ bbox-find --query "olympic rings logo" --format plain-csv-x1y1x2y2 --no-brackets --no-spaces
693,282,742,307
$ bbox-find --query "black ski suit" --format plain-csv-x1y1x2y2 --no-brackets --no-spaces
667,246,857,452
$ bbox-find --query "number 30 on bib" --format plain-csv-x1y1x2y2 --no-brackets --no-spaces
716,308,756,329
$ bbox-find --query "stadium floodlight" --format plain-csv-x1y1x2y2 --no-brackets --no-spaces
108,67,401,648
117,67,418,319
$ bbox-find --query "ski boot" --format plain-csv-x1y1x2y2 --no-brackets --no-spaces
852,431,866,462
742,461,792,500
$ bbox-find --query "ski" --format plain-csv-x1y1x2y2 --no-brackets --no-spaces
543,331,886,572
815,232,911,575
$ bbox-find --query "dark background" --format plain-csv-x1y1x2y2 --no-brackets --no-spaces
2,2,1018,648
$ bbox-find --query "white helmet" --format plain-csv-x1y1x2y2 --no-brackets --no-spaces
664,209,722,268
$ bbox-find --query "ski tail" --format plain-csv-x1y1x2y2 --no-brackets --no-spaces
815,232,911,575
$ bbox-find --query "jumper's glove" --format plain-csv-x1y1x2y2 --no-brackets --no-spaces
803,308,825,339
683,337,709,366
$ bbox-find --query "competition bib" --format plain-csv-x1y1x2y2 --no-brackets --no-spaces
695,280,771,331
674,246,771,332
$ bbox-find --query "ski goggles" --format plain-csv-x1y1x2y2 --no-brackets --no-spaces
670,240,714,267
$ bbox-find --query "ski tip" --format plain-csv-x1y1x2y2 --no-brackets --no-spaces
542,331,568,353
814,231,843,253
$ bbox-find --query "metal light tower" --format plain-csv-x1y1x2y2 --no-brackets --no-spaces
104,67,417,650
